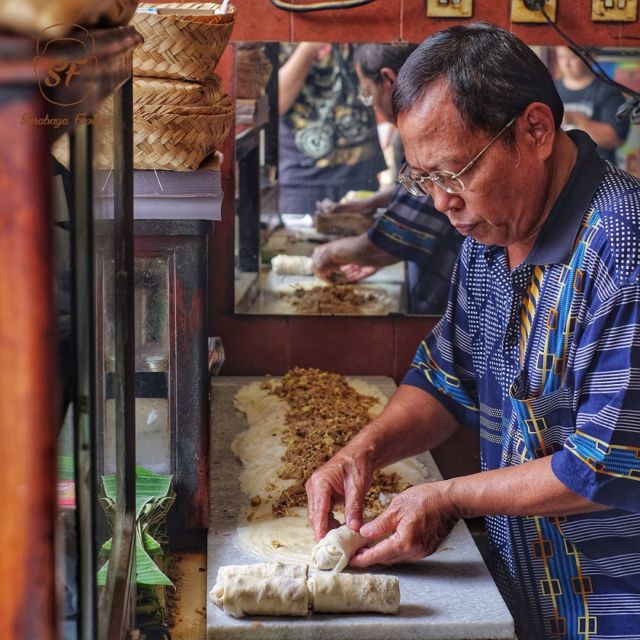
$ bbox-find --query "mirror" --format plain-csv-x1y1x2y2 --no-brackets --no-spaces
233,42,640,317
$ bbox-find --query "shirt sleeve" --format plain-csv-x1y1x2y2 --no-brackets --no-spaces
368,186,462,269
401,246,480,431
551,283,640,512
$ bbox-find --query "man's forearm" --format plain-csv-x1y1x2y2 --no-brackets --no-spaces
278,43,322,115
447,455,607,519
330,234,397,268
344,384,460,471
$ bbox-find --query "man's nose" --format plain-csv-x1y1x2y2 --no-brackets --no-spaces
431,188,464,216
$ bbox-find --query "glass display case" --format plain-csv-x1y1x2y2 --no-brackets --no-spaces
0,25,142,640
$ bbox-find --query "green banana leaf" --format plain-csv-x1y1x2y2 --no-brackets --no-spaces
97,534,173,587
101,466,174,520
98,467,175,588
100,532,162,557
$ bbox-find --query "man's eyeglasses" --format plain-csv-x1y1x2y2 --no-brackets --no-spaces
357,88,374,107
396,113,520,197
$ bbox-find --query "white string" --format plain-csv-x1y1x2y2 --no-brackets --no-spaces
152,165,164,191
100,169,113,192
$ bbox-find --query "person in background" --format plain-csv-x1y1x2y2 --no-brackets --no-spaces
277,42,387,214
311,43,463,315
307,23,640,640
555,45,630,165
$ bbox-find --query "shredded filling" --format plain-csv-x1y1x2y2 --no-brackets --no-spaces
279,285,381,315
260,368,411,517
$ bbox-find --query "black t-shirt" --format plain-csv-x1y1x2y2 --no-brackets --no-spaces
555,78,630,164
278,44,386,189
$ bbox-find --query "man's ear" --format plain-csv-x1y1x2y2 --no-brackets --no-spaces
521,102,556,161
379,67,397,86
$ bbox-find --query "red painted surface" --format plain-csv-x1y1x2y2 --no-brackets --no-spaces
211,1,638,480
229,0,640,47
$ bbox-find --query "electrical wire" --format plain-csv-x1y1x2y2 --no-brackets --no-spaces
270,0,376,12
530,0,640,123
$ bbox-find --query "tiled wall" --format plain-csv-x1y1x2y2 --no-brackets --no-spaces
210,5,638,477
229,0,639,47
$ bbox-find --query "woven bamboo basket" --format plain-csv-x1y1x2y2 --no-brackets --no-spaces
132,98,234,170
132,2,236,82
236,48,273,99
133,74,226,106
52,94,234,171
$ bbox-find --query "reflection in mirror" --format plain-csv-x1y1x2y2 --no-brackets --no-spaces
234,42,640,318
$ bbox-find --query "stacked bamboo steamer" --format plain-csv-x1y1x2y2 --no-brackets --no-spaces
128,1,236,170
236,43,273,100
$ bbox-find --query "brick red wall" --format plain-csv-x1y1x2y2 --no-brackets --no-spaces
210,7,638,477
229,0,639,48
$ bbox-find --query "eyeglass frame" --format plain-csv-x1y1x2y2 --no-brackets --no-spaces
356,70,381,107
396,112,520,196
357,87,374,107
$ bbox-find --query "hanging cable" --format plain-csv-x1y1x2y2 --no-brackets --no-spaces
528,0,640,123
270,0,376,11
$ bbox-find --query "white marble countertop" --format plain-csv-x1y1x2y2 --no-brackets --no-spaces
207,376,515,640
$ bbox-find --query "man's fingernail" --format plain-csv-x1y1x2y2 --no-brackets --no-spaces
360,524,370,537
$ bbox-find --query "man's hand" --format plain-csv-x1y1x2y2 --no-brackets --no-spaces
311,236,386,283
341,264,378,282
349,481,460,567
306,448,375,541
311,241,350,283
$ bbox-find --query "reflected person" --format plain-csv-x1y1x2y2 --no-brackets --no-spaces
307,23,640,640
555,45,630,165
278,42,387,214
311,43,463,315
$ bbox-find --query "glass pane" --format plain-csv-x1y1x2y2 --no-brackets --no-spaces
134,256,171,474
103,256,171,474
93,93,118,630
53,136,79,640
232,42,412,317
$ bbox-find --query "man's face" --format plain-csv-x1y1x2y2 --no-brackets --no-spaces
397,81,550,249
556,46,591,83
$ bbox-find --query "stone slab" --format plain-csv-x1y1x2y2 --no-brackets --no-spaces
207,376,515,640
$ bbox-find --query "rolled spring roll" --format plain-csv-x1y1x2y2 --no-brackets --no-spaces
219,574,309,618
271,254,314,276
311,524,369,573
210,562,308,607
308,572,400,614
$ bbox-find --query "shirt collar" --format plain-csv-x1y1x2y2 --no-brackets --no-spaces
525,130,606,266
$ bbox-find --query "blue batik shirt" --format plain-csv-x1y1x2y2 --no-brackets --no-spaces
368,183,463,314
403,130,640,640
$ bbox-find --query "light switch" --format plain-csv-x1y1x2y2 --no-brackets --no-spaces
426,0,473,18
511,0,556,23
592,0,638,20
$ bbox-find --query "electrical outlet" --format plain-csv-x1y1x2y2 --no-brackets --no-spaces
510,0,556,23
425,0,473,19
592,0,638,21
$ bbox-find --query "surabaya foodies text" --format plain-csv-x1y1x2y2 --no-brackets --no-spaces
21,113,110,128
